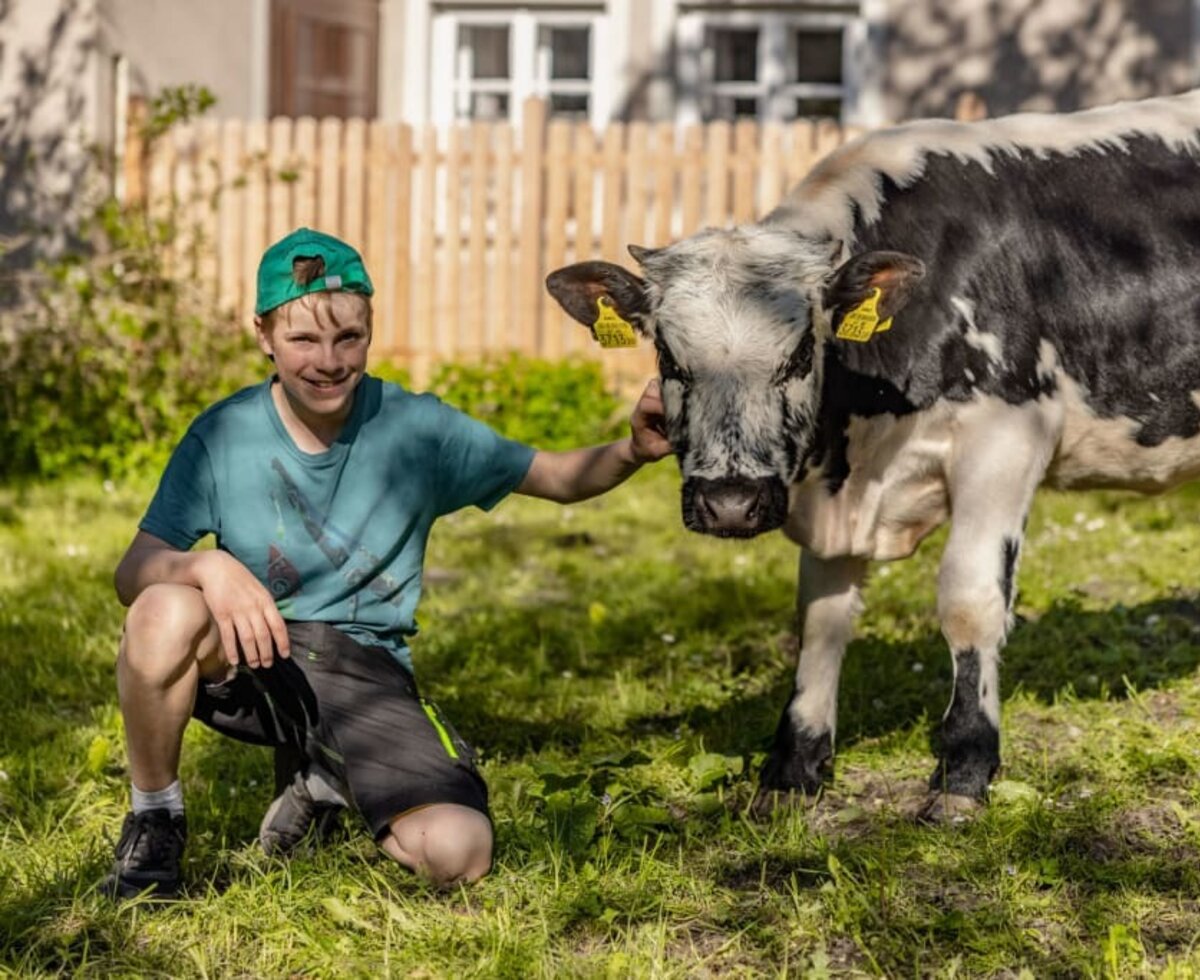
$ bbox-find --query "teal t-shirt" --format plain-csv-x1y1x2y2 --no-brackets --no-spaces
140,375,536,672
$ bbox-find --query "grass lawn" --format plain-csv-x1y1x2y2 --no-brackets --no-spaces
3,464,1200,976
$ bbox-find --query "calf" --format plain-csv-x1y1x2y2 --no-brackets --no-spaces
547,90,1200,817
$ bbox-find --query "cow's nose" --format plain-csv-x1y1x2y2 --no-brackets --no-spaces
699,483,763,528
687,477,785,537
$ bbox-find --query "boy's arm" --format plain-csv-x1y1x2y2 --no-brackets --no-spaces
516,379,672,504
115,531,290,668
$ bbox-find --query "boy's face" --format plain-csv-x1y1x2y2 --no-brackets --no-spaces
255,292,372,424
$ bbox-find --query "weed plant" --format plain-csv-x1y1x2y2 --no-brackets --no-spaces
3,464,1200,976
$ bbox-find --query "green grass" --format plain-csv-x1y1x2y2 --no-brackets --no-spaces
4,467,1200,976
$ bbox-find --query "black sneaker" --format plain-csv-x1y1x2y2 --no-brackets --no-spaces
259,764,346,857
101,808,187,899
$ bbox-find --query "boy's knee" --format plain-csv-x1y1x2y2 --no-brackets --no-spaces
383,805,493,886
120,584,212,679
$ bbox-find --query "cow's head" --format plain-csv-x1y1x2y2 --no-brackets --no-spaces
547,227,924,537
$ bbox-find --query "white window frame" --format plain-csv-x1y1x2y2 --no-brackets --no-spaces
675,7,863,126
430,8,611,128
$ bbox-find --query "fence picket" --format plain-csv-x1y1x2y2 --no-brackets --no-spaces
652,122,675,246
391,124,413,364
443,125,463,358
318,118,341,235
493,125,515,353
543,119,571,359
680,124,703,237
466,122,490,357
292,117,317,229
760,122,784,214
365,121,391,350
705,121,730,228
268,117,293,245
733,119,757,223
600,122,624,262
343,118,366,247
217,121,245,316
517,98,546,353
410,126,438,384
242,120,269,326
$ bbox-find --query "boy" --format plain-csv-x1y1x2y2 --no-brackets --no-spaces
104,228,670,898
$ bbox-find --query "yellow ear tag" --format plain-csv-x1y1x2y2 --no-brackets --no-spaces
835,287,893,342
593,296,638,349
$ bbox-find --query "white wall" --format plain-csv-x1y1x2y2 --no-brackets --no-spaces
97,0,265,122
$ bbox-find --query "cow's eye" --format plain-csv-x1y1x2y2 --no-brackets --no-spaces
774,331,815,384
655,340,692,384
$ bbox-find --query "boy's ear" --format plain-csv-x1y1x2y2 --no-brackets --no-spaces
545,261,651,333
823,250,925,325
253,316,272,355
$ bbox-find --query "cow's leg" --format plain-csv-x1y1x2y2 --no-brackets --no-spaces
755,551,867,810
922,403,1053,819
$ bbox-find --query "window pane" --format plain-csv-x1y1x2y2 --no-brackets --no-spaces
793,97,842,119
711,28,758,83
794,29,842,85
549,92,589,117
541,26,590,80
460,25,510,79
710,94,759,120
468,91,509,120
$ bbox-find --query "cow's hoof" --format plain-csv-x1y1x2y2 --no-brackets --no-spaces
750,785,822,819
915,791,984,824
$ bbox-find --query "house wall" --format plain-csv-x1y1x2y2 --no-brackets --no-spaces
880,0,1195,121
0,0,101,260
97,0,266,122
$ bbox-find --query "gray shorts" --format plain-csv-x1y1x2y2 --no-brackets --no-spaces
192,622,488,838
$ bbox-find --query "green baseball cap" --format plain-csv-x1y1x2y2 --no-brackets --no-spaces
255,227,374,316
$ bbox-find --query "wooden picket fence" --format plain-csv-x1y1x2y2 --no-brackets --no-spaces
123,98,864,385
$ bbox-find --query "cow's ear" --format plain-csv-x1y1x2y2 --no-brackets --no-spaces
823,250,925,326
545,261,651,334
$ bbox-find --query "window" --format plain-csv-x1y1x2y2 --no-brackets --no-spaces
431,9,610,126
678,10,858,124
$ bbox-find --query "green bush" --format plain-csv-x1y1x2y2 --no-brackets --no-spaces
0,201,262,478
424,354,625,450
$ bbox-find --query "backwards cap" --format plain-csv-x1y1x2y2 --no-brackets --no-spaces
255,227,374,316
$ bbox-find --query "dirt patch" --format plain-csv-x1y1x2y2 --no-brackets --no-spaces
1070,802,1197,864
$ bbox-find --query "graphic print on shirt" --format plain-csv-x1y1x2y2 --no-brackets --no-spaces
269,458,404,608
267,544,302,600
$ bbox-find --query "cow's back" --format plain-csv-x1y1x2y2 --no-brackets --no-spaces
771,91,1200,492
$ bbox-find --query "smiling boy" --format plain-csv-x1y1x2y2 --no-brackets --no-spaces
103,228,670,898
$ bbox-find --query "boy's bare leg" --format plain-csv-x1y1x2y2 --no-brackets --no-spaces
380,804,493,886
117,583,227,790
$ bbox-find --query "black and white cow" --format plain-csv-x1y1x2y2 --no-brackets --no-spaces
546,90,1200,818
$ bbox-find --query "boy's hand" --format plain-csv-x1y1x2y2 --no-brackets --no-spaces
630,379,673,463
193,550,291,669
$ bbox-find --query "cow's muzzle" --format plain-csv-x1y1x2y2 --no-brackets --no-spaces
682,476,788,538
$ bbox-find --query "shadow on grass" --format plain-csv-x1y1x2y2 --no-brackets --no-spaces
414,581,1200,766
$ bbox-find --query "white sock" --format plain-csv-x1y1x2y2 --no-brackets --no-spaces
131,779,184,817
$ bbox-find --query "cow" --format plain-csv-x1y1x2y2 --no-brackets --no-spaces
545,89,1200,819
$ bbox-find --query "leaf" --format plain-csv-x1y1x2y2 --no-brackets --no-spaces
687,751,742,790
321,897,374,932
611,803,672,837
545,790,600,858
85,735,111,775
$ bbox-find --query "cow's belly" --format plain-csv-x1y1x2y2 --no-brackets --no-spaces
784,405,954,560
1045,375,1200,493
